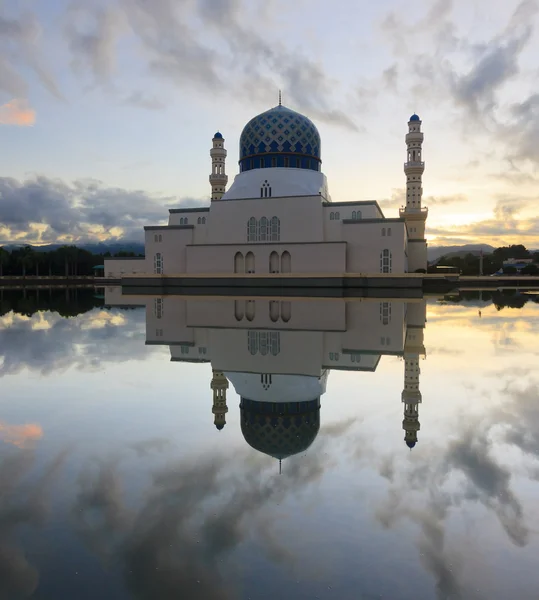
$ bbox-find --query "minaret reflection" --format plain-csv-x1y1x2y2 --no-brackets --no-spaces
104,289,428,462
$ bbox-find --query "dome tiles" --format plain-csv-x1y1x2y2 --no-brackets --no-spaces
239,105,321,172
240,398,320,461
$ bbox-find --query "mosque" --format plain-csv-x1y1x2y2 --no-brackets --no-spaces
105,288,427,463
104,101,428,279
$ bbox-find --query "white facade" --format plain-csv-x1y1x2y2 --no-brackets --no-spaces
105,106,428,278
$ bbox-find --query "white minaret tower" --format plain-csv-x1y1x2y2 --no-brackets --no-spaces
400,114,428,272
211,369,229,430
401,301,426,449
209,132,228,200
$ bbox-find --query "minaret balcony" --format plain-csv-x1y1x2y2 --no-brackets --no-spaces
404,161,425,169
209,173,228,182
400,206,428,218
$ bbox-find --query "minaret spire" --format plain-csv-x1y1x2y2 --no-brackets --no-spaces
278,90,282,106
209,132,228,200
400,114,428,271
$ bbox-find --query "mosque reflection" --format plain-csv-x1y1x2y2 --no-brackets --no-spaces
105,289,427,465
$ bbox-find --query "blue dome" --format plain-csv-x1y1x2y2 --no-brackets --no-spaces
213,131,223,139
409,114,420,122
406,440,417,449
239,105,321,173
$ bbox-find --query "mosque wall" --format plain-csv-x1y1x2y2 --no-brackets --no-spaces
342,221,407,273
407,240,428,273
185,242,346,274
103,257,147,278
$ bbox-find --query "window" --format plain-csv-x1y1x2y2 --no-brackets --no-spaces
280,301,291,322
388,227,392,236
351,354,361,363
247,217,257,242
380,249,392,273
281,251,291,274
271,157,276,167
247,331,280,356
380,302,391,325
270,216,280,241
202,216,206,224
234,300,244,321
259,216,268,241
180,345,190,354
198,347,207,355
246,300,255,321
154,298,163,319
382,228,386,236
159,234,162,242
154,234,158,242
156,328,163,337
269,300,279,321
296,158,301,168
261,180,271,198
248,331,258,355
245,252,255,274
330,212,334,220
284,157,289,167
269,251,279,273
197,217,201,224
234,252,244,274
154,252,163,274
335,212,340,220
352,210,361,220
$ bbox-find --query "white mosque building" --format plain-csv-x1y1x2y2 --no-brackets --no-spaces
104,102,428,279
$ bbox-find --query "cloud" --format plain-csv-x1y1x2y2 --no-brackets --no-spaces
123,90,165,110
0,98,35,126
0,307,159,378
0,175,181,244
0,448,68,599
0,10,63,101
0,421,43,448
71,418,357,598
64,4,124,87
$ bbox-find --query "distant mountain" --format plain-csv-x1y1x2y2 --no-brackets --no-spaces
3,242,146,255
427,244,495,263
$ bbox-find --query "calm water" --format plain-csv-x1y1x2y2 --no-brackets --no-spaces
1,288,539,599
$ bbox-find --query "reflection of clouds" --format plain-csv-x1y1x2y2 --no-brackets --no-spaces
72,420,357,599
0,448,68,599
375,379,539,597
0,421,43,448
0,308,155,377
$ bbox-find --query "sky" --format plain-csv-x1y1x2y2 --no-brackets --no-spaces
1,0,538,248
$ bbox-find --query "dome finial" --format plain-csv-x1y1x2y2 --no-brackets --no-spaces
279,458,282,474
278,89,282,106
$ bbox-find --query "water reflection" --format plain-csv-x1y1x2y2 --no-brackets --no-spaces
0,288,538,599
105,288,427,462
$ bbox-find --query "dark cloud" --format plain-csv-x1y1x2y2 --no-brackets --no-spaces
0,176,178,243
71,418,356,598
0,447,68,599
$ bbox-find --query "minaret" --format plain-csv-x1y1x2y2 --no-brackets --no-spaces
401,309,426,449
209,132,228,200
211,369,229,430
400,114,428,272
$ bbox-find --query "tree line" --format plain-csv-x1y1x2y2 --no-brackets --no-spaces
433,245,539,276
0,246,143,277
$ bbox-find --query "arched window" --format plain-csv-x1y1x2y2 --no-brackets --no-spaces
234,300,244,321
197,217,201,224
270,332,280,356
269,251,279,273
154,252,163,274
246,300,255,321
382,228,386,236
184,217,188,225
355,210,361,220
154,234,158,242
330,212,334,220
247,217,257,242
281,251,291,273
352,211,356,220
202,216,206,224
246,251,255,274
388,227,392,236
281,301,291,323
270,216,280,241
248,330,258,354
159,234,162,242
269,300,279,322
259,216,268,241
380,249,392,273
179,218,183,225
234,252,244,274
335,212,340,220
